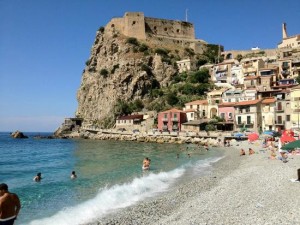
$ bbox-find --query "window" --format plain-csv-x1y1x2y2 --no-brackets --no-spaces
191,113,194,118
190,105,192,109
247,116,251,124
164,113,167,118
238,116,242,124
202,110,206,117
220,113,225,119
174,113,177,118
286,115,290,122
228,113,232,119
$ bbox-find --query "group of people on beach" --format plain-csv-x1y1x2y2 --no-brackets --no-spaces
240,148,255,156
33,171,77,182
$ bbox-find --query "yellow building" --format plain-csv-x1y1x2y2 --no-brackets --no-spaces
290,85,300,130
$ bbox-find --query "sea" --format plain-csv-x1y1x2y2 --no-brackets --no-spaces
0,132,224,225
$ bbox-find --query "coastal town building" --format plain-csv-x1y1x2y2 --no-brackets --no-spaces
278,23,300,49
157,108,187,132
234,99,262,133
183,100,208,121
290,85,300,130
261,97,276,131
176,59,197,73
116,115,144,131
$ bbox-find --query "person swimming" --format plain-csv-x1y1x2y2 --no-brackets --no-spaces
70,171,77,179
33,172,42,182
142,157,151,170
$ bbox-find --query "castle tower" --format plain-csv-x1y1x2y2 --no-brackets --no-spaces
123,12,146,40
282,23,288,39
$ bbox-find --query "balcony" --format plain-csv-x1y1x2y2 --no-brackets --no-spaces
171,118,178,122
162,118,168,122
162,125,168,130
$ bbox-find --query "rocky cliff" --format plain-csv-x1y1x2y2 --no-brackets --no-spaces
75,15,209,128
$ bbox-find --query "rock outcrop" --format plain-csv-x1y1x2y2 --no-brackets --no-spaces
11,130,28,139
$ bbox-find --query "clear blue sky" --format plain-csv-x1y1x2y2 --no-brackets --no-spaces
0,0,299,132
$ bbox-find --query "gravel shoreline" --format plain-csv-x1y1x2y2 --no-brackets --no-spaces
93,141,300,225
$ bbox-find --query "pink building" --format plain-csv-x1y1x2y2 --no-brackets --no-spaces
218,102,236,131
157,108,187,132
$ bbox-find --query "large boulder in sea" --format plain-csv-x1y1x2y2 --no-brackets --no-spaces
11,130,28,139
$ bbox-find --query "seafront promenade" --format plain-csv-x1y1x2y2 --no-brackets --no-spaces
95,140,300,225
66,126,244,146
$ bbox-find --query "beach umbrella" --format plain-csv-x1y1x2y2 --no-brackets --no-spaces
280,134,296,143
281,140,300,150
234,132,244,137
248,133,259,142
262,130,274,135
262,130,281,137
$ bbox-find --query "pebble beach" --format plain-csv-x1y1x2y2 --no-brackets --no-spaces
95,140,300,225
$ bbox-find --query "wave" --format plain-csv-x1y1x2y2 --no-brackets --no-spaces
26,155,224,225
26,168,185,225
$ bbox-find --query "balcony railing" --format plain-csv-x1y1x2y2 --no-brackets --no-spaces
162,118,168,122
275,107,284,112
171,118,178,122
162,125,168,130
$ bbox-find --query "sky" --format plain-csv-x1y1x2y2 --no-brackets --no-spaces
0,0,299,132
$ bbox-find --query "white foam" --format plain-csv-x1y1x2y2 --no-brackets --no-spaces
26,168,185,225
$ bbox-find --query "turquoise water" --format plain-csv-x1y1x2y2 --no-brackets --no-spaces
0,132,224,225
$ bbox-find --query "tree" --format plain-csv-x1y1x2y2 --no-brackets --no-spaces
166,92,179,105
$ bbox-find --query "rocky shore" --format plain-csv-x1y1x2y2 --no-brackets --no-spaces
67,130,225,146
92,140,300,225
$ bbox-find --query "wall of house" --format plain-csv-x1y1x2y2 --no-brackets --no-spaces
219,107,235,122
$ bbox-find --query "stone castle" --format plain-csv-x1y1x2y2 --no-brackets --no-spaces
104,12,207,54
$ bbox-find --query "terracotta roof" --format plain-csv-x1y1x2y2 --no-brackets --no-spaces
185,100,208,106
117,115,143,120
262,98,276,104
234,99,261,106
161,108,184,113
218,102,236,107
244,76,259,80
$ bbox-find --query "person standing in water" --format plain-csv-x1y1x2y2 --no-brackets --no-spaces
142,157,151,170
70,171,77,179
0,183,21,225
33,173,42,182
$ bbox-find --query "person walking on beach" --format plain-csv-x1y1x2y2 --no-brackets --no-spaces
248,148,255,155
70,171,77,179
33,172,42,182
0,183,21,225
240,149,246,156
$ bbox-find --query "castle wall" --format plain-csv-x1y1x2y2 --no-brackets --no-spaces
145,17,195,39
